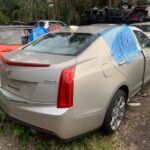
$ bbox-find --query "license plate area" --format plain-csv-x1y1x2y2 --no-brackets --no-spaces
7,79,21,91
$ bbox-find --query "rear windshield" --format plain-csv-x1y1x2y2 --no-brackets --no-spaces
0,28,24,44
135,25,150,32
23,32,98,56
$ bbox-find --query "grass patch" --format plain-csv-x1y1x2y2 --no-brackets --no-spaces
0,111,123,150
0,111,10,122
13,124,32,146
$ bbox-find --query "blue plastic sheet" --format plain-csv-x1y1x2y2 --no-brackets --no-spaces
99,25,141,64
29,26,49,42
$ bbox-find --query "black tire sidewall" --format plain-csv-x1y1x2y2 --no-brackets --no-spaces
102,89,127,134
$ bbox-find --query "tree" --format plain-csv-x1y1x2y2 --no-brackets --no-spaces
0,0,149,25
0,10,10,24
136,0,148,5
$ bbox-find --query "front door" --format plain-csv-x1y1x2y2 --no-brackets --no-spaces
134,30,150,84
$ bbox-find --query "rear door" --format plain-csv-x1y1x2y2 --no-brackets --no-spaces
133,30,150,84
111,54,144,94
111,29,144,94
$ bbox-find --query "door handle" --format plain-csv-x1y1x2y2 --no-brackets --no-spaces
119,60,126,65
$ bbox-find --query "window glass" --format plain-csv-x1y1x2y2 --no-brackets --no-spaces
49,22,68,29
58,22,65,27
49,22,56,26
134,30,150,48
23,32,97,56
49,23,56,28
135,25,150,32
0,28,24,44
37,22,45,26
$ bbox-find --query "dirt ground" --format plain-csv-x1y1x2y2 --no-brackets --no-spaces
120,84,150,150
0,84,150,150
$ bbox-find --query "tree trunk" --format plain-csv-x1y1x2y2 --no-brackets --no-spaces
128,0,133,5
108,0,112,7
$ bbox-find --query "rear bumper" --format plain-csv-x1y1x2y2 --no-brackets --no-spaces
0,88,105,139
0,88,75,139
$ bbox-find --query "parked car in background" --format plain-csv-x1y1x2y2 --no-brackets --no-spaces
106,8,128,23
81,7,131,24
132,22,150,38
0,24,150,140
0,26,32,54
81,7,105,24
37,20,70,32
11,21,27,25
128,6,149,22
27,21,38,26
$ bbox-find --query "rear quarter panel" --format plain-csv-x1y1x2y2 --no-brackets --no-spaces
74,37,128,121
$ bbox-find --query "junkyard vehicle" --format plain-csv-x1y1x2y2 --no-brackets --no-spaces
81,7,105,24
0,24,150,139
37,20,70,31
129,6,149,22
132,22,150,38
81,7,131,24
105,8,129,23
0,26,33,54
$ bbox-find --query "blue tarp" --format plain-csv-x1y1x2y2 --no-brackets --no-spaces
29,26,49,42
99,25,141,64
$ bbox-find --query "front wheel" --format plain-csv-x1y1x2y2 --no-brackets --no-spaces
102,90,127,134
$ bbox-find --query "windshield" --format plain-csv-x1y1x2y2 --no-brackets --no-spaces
0,28,24,45
23,32,97,56
135,25,150,32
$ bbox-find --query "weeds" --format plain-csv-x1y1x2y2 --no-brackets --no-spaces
0,111,123,150
13,124,31,144
0,111,10,122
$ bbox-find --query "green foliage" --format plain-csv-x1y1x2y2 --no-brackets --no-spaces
13,125,122,150
0,10,10,24
0,0,50,23
0,0,149,25
13,124,32,146
136,0,148,5
0,112,10,122
0,111,123,150
10,124,123,150
0,0,123,25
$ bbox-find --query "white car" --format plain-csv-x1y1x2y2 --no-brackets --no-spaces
37,20,70,31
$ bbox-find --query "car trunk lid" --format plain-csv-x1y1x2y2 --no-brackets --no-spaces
0,50,76,104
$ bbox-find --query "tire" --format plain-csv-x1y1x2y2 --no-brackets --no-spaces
102,89,127,134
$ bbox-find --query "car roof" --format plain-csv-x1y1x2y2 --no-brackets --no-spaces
0,25,33,30
132,22,150,25
70,24,119,34
38,20,64,23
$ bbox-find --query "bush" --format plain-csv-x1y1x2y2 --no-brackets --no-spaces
0,11,10,25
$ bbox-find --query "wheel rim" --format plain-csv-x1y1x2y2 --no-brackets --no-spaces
110,96,126,131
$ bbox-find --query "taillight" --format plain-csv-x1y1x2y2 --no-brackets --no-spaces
57,66,76,108
0,56,50,67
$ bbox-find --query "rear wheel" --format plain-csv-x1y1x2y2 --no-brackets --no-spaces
102,90,126,134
